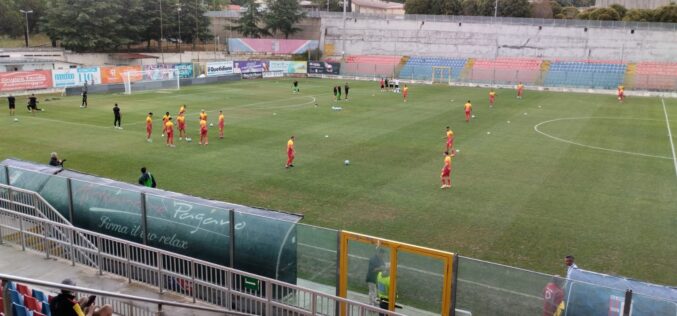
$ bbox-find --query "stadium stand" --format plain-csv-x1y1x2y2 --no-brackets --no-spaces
633,62,677,90
341,55,403,77
1,281,51,316
398,56,467,80
227,38,319,54
544,61,626,89
467,58,542,84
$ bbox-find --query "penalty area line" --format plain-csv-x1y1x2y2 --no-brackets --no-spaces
660,98,677,178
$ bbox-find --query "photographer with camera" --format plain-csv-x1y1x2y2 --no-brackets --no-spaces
49,152,66,167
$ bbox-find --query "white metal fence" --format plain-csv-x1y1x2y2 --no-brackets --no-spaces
0,183,404,316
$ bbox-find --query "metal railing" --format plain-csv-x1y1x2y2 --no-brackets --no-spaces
0,273,244,316
0,183,99,268
306,11,677,31
207,10,677,31
0,189,405,316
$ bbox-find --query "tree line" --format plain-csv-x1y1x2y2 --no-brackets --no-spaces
233,0,306,39
1,0,213,52
404,0,677,22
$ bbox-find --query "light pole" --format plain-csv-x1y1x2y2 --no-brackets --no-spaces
160,0,165,64
494,0,498,18
19,10,33,48
177,3,182,54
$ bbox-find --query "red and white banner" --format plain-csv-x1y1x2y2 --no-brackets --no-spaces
0,71,53,92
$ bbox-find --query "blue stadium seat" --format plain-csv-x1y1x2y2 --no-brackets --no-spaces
31,289,46,303
399,56,467,81
9,289,24,305
41,302,51,316
544,62,626,89
12,303,29,316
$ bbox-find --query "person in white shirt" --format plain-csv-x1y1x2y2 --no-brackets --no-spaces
565,255,578,278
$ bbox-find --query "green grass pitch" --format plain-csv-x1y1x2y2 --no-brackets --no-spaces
2,78,676,286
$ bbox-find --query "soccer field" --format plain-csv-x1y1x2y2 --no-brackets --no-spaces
2,78,676,285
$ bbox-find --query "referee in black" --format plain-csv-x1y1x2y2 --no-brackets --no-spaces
8,94,15,116
113,103,122,129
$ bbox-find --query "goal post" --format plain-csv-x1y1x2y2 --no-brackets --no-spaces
123,69,180,95
432,66,452,84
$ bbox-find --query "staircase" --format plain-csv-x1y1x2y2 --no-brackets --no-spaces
0,183,99,268
394,55,410,78
535,60,551,86
623,63,637,89
460,58,475,80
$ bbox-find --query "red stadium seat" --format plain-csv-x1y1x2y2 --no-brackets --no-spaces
23,295,42,313
15,284,30,297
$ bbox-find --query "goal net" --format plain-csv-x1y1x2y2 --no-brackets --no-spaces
123,69,180,95
432,66,452,84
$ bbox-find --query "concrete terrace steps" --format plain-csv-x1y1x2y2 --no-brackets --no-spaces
535,60,551,86
624,63,637,89
459,58,475,80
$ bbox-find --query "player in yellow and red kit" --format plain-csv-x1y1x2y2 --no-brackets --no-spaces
440,151,455,189
161,112,170,137
464,100,472,123
199,109,207,122
445,126,455,153
165,117,175,147
489,89,496,107
199,118,208,145
617,85,625,103
177,114,187,140
218,111,225,139
403,85,409,102
516,82,524,99
285,136,295,168
145,112,153,142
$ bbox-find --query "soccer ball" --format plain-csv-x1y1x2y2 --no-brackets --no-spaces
209,123,214,127
344,160,350,166
471,115,475,118
13,118,19,122
186,137,192,142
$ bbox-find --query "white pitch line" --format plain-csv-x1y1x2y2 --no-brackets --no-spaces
660,98,677,177
534,117,673,160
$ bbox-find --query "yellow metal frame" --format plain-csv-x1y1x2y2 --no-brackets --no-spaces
338,231,456,316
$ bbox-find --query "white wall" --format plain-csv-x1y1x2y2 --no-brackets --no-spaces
595,0,671,9
322,16,677,62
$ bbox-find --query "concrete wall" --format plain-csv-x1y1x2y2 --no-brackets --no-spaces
595,0,671,9
321,16,677,62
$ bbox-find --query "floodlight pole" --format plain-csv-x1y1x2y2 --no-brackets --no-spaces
494,0,498,18
160,0,165,64
194,0,199,50
177,3,183,63
341,0,346,57
19,10,33,48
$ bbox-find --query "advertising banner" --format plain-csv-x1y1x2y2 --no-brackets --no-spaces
52,69,80,88
142,64,177,81
308,61,341,75
268,61,290,73
100,66,142,84
0,71,53,92
288,61,308,74
241,72,263,80
175,63,194,79
263,71,284,78
206,61,234,76
77,67,102,85
143,63,194,79
268,61,307,74
234,61,269,74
